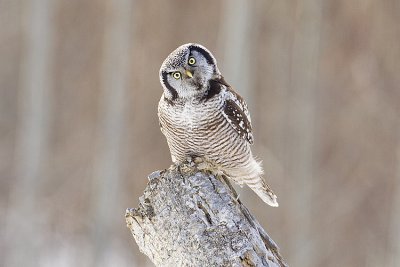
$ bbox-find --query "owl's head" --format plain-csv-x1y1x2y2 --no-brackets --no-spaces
159,43,221,101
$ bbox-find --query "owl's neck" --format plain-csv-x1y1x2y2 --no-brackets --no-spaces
164,75,226,105
201,76,229,101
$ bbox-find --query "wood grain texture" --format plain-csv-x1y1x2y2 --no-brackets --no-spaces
126,164,287,267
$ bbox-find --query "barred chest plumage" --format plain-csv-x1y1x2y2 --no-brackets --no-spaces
158,88,250,166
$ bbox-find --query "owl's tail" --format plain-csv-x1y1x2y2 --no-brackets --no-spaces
242,159,279,207
249,181,279,207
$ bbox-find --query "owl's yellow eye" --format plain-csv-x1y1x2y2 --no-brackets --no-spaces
172,72,181,79
188,57,196,65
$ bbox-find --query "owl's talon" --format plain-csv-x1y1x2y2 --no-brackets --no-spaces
196,162,208,170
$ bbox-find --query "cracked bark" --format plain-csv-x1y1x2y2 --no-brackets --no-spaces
125,163,287,267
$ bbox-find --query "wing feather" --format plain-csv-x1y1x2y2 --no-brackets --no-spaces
222,88,254,144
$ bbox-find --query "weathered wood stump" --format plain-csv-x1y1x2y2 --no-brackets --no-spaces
126,163,287,266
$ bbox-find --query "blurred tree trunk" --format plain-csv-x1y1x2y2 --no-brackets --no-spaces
388,122,400,266
285,0,322,265
5,0,54,265
126,165,287,267
90,0,133,264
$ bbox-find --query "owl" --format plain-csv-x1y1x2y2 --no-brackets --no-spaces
158,43,278,207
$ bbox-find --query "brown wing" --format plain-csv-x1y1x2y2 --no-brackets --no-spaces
222,89,254,144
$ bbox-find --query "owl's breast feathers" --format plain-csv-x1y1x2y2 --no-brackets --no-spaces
158,76,254,149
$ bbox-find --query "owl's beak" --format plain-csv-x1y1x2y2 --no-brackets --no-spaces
185,69,193,78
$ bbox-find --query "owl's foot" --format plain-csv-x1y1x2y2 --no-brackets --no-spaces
188,156,209,171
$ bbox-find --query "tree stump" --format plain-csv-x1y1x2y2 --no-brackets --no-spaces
125,163,287,266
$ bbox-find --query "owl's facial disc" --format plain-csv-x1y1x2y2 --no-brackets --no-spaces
160,43,220,101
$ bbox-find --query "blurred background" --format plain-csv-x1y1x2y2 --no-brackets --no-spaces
1,0,399,266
